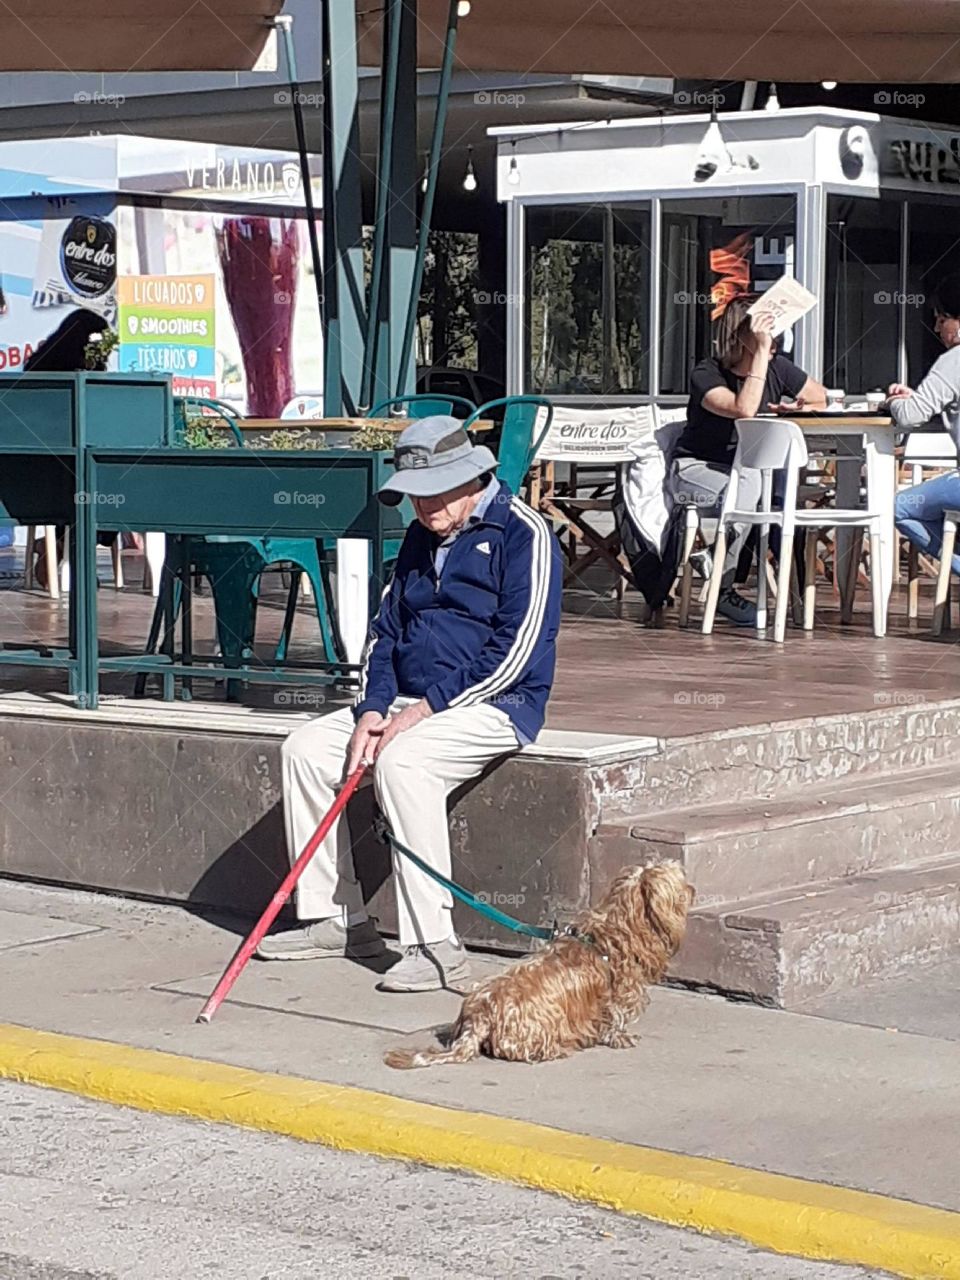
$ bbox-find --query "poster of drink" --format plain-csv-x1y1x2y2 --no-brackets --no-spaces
117,274,217,398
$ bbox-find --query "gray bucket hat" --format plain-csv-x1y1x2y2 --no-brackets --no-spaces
377,415,498,506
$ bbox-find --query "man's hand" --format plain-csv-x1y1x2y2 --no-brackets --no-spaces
887,382,913,400
374,699,433,757
768,396,806,414
347,711,387,775
750,311,776,352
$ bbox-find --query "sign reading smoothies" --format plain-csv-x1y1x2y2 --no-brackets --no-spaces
118,273,216,396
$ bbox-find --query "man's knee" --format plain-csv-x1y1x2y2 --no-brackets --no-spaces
281,715,346,778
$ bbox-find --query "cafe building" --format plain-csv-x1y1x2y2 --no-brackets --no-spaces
493,106,960,410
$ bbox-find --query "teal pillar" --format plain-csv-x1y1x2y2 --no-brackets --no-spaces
382,0,419,401
321,0,365,415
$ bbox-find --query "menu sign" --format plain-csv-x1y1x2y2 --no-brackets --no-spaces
118,273,216,397
59,216,117,299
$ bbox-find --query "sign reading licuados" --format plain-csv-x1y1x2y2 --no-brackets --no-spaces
531,405,655,462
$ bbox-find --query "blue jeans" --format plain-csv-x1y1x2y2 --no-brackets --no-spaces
895,471,960,576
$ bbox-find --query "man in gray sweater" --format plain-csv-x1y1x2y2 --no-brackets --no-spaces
892,273,960,577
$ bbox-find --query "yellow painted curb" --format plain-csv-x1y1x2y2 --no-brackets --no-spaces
0,1022,957,1279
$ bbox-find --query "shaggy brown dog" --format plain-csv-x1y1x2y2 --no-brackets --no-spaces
384,862,694,1069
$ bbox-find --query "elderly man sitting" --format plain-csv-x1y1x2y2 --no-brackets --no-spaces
258,416,562,992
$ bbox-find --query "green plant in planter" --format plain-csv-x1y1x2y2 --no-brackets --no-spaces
265,428,327,451
350,424,395,452
84,327,120,371
183,419,328,451
183,419,234,449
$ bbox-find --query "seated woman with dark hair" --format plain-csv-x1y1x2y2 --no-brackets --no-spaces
673,295,827,625
25,309,118,587
892,273,960,578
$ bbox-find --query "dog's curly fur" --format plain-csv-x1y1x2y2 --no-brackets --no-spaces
384,862,694,1069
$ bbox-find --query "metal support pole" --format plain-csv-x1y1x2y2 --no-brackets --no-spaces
382,0,418,401
395,0,460,398
275,17,324,339
361,0,404,409
320,0,365,416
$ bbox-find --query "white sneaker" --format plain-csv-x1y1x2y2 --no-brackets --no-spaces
378,938,469,992
256,917,385,961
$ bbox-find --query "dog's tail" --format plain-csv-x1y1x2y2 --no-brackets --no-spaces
384,1023,482,1070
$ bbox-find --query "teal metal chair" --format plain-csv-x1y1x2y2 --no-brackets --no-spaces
465,395,553,493
173,396,245,445
369,392,477,419
139,405,344,700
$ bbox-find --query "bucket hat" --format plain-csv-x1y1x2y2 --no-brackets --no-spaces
377,415,497,506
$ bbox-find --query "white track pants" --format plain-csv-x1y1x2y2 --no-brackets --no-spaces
281,698,520,945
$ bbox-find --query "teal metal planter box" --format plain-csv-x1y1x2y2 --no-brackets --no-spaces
0,373,175,700
84,446,407,706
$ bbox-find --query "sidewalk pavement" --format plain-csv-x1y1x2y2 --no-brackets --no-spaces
2,877,960,1277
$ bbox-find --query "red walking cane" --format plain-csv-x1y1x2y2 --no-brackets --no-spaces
196,762,369,1024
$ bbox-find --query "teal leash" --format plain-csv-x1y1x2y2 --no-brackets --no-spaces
385,830,556,941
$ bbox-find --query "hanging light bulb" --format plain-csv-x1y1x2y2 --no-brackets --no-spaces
420,152,430,194
821,80,837,91
765,82,781,112
694,107,727,182
507,141,520,185
462,144,478,192
457,0,471,14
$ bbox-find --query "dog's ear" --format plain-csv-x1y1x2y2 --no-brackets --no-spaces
639,863,692,943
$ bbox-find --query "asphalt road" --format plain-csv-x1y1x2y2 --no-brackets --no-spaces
0,1081,887,1280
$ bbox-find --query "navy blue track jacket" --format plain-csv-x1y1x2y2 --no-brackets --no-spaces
353,484,562,744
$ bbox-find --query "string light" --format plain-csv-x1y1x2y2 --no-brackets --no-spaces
507,141,520,185
821,81,837,90
462,144,477,192
765,82,781,112
457,0,471,14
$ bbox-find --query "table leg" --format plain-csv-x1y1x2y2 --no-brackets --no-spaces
77,459,98,709
144,532,165,597
181,559,194,702
864,430,895,636
835,443,861,624
336,539,369,667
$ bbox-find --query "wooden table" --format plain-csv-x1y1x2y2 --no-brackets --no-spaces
789,413,895,632
237,417,494,433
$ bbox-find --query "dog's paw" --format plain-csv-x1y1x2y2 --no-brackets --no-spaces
602,1030,638,1050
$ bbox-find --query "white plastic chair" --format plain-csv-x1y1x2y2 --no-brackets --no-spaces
702,418,885,642
899,432,959,623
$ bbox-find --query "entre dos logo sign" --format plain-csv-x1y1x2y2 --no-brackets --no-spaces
60,217,117,299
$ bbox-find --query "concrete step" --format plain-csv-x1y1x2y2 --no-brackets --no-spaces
672,855,960,1008
598,696,960,820
591,761,960,906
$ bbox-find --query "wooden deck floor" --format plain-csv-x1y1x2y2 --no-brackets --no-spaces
0,550,957,741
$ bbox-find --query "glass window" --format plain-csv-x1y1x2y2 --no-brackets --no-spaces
823,196,901,394
905,200,960,383
659,196,797,395
525,203,650,396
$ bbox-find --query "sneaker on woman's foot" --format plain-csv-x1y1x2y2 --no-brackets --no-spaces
256,917,385,961
378,939,469,992
716,588,758,627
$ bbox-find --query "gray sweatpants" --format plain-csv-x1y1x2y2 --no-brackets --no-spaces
672,458,762,588
282,698,520,946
